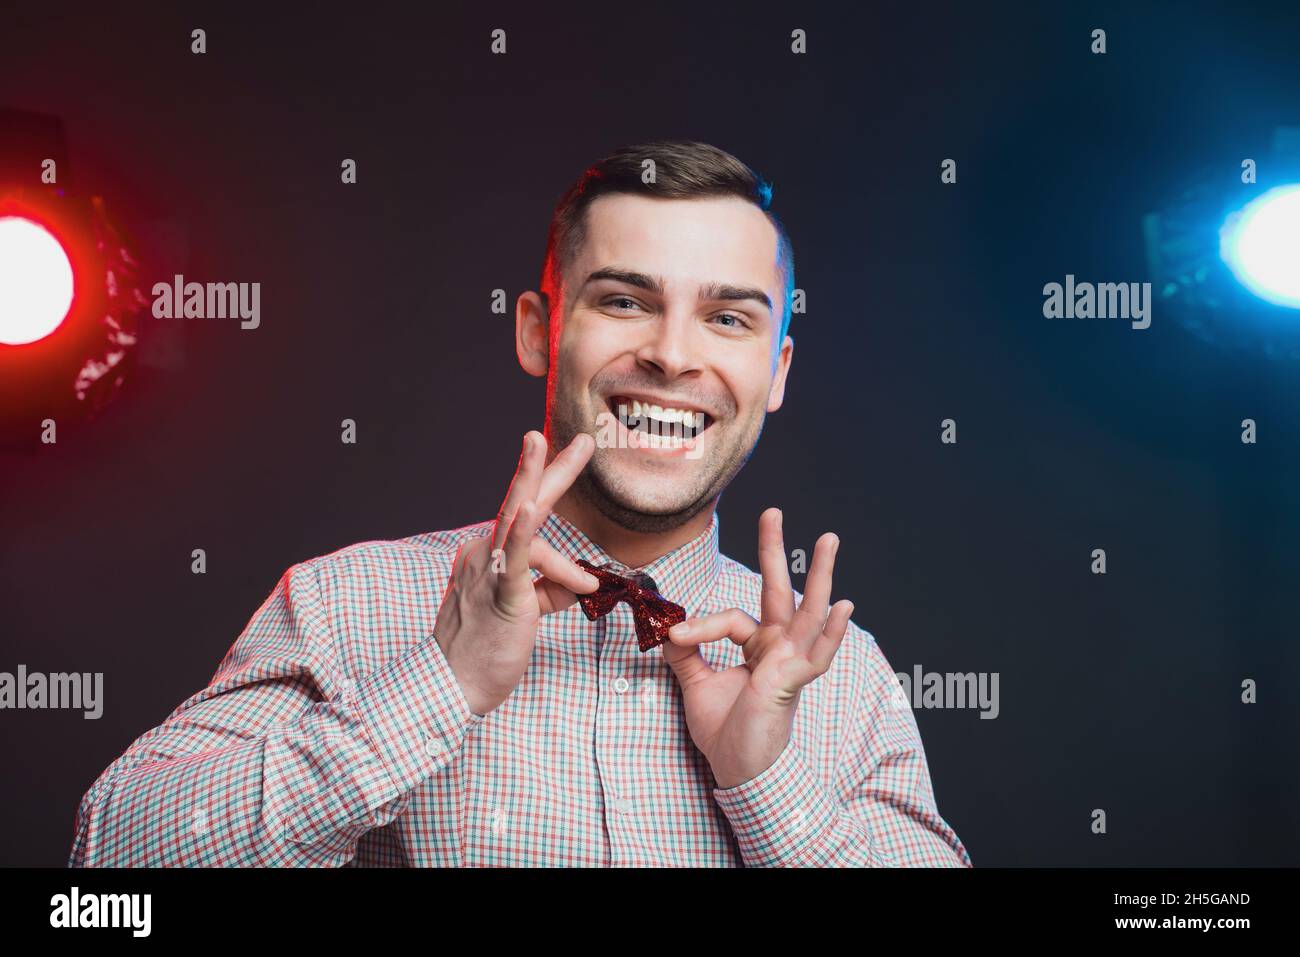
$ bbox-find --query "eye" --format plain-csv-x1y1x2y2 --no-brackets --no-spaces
605,296,643,311
711,312,750,330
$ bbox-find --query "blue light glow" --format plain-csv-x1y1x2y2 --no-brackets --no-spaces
1219,184,1300,309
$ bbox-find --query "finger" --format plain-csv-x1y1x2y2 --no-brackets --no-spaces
497,499,546,607
528,537,600,595
660,634,716,690
667,608,760,648
794,531,839,636
758,507,794,625
492,431,547,553
534,432,596,515
534,576,586,615
809,600,854,675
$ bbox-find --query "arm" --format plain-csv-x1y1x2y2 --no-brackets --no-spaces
68,559,481,867
712,634,972,868
663,508,970,868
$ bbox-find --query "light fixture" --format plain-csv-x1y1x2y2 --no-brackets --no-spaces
0,215,76,345
1219,184,1300,309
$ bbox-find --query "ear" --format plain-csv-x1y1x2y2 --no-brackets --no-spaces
516,291,549,377
766,334,794,412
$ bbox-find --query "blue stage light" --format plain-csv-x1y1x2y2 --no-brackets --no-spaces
1219,184,1300,309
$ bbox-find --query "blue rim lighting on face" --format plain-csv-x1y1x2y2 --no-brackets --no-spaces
1219,184,1300,309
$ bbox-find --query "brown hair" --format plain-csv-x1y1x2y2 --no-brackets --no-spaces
539,139,795,340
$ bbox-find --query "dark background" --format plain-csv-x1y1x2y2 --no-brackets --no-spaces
2,1,1297,866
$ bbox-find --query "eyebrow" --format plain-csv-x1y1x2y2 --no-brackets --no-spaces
582,267,773,313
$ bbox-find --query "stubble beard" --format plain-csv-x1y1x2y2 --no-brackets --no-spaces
547,395,760,535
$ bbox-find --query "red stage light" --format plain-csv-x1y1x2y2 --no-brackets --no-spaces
0,214,75,345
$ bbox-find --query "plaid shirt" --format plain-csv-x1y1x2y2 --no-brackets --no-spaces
69,510,972,867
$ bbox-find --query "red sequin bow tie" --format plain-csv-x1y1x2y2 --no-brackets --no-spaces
575,559,686,652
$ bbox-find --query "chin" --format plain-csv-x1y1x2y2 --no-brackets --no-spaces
598,472,702,516
580,465,715,531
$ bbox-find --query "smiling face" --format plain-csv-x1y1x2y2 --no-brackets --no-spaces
524,192,793,534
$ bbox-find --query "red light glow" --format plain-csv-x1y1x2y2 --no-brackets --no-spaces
0,215,76,346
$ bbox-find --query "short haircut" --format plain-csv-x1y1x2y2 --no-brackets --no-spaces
540,139,795,340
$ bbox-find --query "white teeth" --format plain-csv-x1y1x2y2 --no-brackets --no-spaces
614,398,706,431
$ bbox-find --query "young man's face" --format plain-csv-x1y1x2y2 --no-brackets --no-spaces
532,192,793,534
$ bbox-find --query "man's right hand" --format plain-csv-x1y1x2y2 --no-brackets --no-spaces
434,430,599,717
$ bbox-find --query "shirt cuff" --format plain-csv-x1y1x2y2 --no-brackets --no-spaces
712,738,859,867
353,633,484,797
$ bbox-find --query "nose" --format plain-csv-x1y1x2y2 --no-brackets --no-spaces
633,310,702,381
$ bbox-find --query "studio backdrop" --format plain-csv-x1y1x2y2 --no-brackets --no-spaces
1,1,1298,867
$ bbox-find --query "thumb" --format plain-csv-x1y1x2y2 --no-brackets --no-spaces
660,632,715,690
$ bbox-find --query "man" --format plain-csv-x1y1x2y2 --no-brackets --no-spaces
69,140,971,867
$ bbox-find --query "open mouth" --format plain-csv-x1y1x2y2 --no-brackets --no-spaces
605,394,713,442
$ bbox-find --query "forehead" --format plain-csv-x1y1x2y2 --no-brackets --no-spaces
576,193,781,296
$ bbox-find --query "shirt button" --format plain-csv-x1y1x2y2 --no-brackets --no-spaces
424,735,444,759
612,676,630,694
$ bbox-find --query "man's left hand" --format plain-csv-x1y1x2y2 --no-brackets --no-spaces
662,507,854,789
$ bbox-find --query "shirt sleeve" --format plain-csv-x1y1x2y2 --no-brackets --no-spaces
711,632,972,868
68,559,481,867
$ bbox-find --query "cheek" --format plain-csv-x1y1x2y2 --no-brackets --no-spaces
558,317,629,393
554,326,596,390
716,358,774,420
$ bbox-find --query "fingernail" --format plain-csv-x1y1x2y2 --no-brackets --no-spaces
584,573,599,589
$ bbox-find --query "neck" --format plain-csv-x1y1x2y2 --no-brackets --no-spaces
552,489,716,569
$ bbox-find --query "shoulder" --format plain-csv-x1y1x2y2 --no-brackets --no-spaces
296,520,493,583
276,521,493,670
